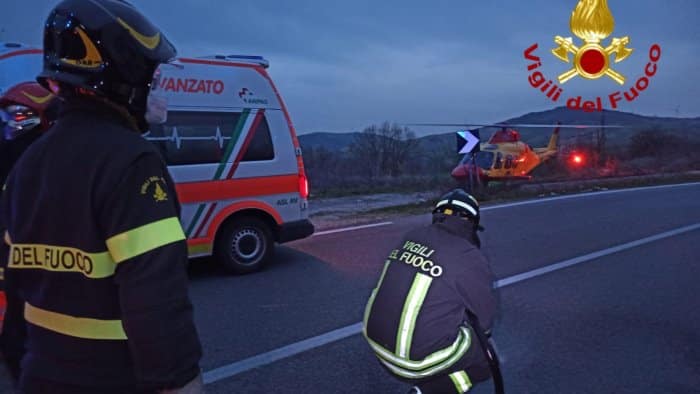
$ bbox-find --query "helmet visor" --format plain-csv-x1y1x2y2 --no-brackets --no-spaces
144,67,168,125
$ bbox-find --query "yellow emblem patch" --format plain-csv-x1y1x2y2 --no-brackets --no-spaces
140,176,169,202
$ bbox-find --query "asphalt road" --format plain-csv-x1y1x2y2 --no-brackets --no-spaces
1,183,699,393
195,182,700,393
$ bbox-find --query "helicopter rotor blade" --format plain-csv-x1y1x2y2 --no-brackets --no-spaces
406,123,625,129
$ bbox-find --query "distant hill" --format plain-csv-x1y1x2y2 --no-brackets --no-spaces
500,107,700,147
297,131,360,152
299,107,700,152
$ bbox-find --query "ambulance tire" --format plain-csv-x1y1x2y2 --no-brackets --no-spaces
216,216,274,275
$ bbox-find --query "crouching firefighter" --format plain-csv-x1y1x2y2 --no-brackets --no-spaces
363,189,503,394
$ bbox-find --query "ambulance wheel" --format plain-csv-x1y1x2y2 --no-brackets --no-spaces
216,216,274,275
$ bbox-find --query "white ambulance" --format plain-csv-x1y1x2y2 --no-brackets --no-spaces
0,42,314,274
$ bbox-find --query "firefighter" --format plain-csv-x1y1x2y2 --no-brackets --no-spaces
0,0,203,393
363,189,500,394
0,82,58,336
0,82,58,186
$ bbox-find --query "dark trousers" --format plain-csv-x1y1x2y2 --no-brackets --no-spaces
20,375,153,394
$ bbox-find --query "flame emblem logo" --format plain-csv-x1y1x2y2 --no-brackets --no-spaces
552,0,633,85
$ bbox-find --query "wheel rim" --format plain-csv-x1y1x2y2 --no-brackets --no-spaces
231,228,263,264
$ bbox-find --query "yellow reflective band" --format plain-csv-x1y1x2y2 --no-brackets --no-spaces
107,217,186,263
396,274,433,358
24,302,127,340
449,370,472,393
8,244,116,279
363,260,391,334
367,326,471,372
0,267,4,280
187,242,213,257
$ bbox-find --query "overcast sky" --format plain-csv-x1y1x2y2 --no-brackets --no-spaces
2,0,698,134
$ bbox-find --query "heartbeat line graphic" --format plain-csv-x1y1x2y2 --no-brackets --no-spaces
145,127,232,149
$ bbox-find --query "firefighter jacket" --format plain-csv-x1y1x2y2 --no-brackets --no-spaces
363,213,497,380
0,130,42,188
0,98,202,391
0,127,43,298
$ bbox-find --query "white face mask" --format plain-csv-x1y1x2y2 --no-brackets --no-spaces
145,67,168,125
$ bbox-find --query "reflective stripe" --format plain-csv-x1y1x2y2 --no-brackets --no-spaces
367,326,471,371
397,273,433,358
0,267,4,280
363,260,391,335
8,244,116,279
24,302,127,340
377,327,472,379
187,241,213,257
449,370,472,393
3,231,10,244
450,200,477,217
436,200,477,217
107,217,185,263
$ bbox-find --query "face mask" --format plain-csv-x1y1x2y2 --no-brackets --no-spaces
144,67,168,125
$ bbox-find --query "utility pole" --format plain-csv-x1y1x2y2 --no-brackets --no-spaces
599,110,606,168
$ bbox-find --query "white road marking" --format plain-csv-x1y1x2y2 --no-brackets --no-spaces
203,323,363,384
203,221,700,385
310,183,700,236
313,222,393,236
494,223,700,287
482,181,700,211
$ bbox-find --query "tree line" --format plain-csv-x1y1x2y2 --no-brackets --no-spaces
301,122,459,195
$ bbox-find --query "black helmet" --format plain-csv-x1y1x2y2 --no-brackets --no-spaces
433,188,480,225
37,0,176,131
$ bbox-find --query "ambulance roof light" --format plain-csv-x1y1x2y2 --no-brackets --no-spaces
199,54,269,68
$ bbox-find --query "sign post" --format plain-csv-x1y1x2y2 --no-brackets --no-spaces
457,130,481,193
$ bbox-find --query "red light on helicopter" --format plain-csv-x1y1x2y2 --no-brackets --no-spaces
570,153,585,166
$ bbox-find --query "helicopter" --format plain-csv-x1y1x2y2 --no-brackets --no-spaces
454,123,626,187
410,122,623,189
452,124,562,184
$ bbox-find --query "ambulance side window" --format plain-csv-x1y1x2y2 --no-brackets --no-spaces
242,116,274,162
147,111,241,165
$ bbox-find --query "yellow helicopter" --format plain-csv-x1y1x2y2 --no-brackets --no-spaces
411,122,621,186
449,123,624,186
452,125,561,183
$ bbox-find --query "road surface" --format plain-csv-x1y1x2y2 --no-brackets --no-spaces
1,183,698,393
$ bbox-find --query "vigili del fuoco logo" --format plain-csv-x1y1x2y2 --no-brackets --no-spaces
523,0,661,112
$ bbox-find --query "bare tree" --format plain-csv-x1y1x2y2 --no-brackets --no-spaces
349,122,417,178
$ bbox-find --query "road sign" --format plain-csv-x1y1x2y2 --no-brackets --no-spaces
457,130,480,154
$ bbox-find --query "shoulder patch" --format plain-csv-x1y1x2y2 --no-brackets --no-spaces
140,176,169,202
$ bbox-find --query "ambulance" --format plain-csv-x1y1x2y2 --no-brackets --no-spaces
0,42,314,274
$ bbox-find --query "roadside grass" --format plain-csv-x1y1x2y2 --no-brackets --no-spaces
310,172,700,229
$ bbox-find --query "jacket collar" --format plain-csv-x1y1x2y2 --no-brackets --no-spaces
58,97,138,131
433,213,477,244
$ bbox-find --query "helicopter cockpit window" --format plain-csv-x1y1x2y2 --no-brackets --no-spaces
474,151,494,169
494,152,503,169
505,155,514,169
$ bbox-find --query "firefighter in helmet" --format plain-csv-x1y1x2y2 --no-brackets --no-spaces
0,82,59,186
0,1,203,392
0,82,58,337
363,189,500,393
